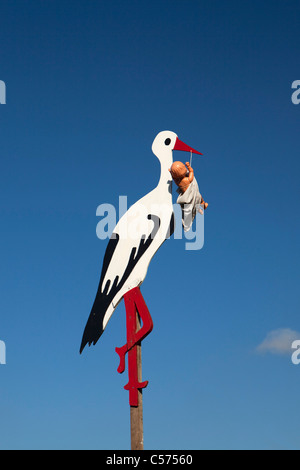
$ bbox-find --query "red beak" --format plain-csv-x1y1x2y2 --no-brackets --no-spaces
173,137,203,155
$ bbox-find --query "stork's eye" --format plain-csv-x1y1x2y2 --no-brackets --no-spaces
165,138,171,146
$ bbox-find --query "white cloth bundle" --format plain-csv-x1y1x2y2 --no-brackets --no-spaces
176,177,202,232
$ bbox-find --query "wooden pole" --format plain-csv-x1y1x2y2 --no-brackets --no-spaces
130,312,144,450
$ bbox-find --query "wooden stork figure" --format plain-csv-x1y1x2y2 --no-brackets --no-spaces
80,131,202,446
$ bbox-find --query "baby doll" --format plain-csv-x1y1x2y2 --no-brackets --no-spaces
168,161,207,232
169,161,208,214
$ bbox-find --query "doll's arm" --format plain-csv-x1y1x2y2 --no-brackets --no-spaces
185,162,194,183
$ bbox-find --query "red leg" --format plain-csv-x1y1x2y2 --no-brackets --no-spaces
115,287,153,406
124,345,148,407
115,287,153,372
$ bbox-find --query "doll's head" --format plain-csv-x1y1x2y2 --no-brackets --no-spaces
169,161,187,180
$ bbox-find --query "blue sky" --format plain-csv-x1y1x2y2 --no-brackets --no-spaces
0,0,299,450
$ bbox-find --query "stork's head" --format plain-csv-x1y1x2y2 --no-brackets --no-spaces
152,130,202,162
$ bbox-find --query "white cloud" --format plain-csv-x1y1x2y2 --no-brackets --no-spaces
256,328,300,355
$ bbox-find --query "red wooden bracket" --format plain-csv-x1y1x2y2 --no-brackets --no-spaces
115,287,153,407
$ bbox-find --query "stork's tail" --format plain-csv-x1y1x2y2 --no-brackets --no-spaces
80,311,104,354
79,292,115,353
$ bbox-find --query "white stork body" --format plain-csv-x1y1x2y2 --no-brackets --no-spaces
80,131,201,353
101,171,174,326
